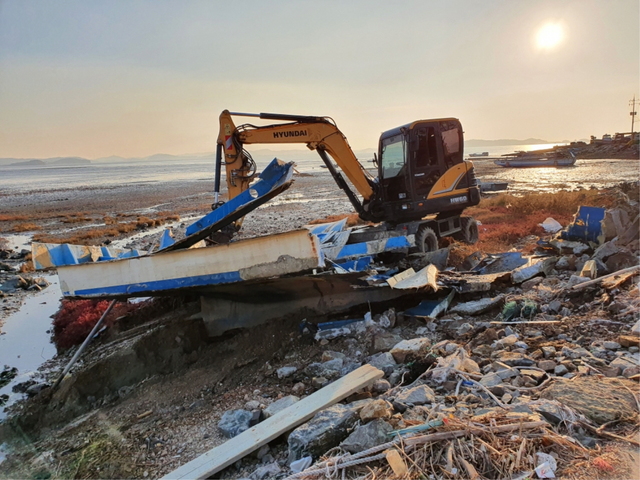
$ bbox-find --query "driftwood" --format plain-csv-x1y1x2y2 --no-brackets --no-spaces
569,265,639,291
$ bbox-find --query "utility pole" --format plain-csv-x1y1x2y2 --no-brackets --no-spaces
630,95,639,135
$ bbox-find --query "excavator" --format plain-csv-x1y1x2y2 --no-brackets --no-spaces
213,110,481,252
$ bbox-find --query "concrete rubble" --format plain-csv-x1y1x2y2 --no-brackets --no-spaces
1,198,639,479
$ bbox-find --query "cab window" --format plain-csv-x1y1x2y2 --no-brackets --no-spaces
380,135,405,178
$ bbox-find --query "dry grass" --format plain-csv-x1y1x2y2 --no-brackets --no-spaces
61,213,91,224
447,188,620,267
11,222,41,232
0,214,29,222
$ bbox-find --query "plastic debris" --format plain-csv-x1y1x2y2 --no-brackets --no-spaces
290,456,313,474
534,451,558,478
539,217,563,233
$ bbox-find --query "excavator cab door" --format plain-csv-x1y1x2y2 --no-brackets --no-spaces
378,132,410,210
409,124,445,199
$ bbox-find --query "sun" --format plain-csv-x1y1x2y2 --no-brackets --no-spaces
536,22,564,50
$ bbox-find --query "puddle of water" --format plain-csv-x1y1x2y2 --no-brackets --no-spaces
1,234,33,252
0,274,61,420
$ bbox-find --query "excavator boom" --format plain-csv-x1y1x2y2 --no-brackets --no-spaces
217,111,376,219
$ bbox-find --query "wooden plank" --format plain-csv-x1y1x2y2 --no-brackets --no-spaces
161,364,383,480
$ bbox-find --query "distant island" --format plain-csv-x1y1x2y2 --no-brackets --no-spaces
1,157,91,167
464,138,562,147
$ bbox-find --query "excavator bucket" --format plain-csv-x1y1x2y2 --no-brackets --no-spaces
161,158,295,252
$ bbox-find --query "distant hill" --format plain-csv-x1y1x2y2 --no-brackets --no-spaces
8,159,45,167
0,157,91,167
465,138,558,147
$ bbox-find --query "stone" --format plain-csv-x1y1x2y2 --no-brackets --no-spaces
459,357,481,374
603,341,621,350
277,366,298,379
321,351,346,363
541,346,556,358
561,346,590,359
494,365,520,380
371,379,391,394
457,323,473,335
593,241,620,262
555,255,576,271
359,399,393,422
450,295,504,315
250,462,281,480
622,366,640,378
521,277,543,290
605,251,638,272
311,377,329,389
340,419,393,453
366,352,397,376
619,335,640,348
520,369,545,382
511,257,557,284
537,360,557,372
600,366,622,377
218,409,252,438
263,395,300,419
245,400,261,411
372,332,404,353
288,403,360,462
306,359,343,378
479,372,502,387
554,364,568,376
394,385,436,405
497,351,535,367
609,356,638,371
390,337,431,363
292,382,306,396
547,300,562,314
541,377,638,425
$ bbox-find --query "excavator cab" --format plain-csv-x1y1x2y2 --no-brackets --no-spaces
376,118,480,223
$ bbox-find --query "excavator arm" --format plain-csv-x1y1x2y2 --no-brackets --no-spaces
216,110,378,219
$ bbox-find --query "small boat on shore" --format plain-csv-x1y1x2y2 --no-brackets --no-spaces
469,152,489,157
494,150,576,168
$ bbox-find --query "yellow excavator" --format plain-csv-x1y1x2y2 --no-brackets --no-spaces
213,110,481,251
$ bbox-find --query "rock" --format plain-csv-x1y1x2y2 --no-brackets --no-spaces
547,300,562,314
263,395,300,419
555,255,576,271
292,382,306,396
390,337,431,363
359,399,393,422
531,400,569,425
554,364,568,376
561,346,590,359
277,366,298,379
321,351,346,363
605,251,637,272
494,366,520,380
495,334,519,348
340,419,393,453
245,400,261,411
479,372,502,387
459,357,480,374
457,323,473,335
566,275,590,288
511,257,557,284
537,360,557,372
306,359,343,378
521,277,543,290
603,341,621,350
377,308,396,328
394,385,436,405
311,377,329,389
218,409,253,438
541,346,557,358
541,377,638,425
372,332,404,353
619,335,640,348
288,403,360,462
371,379,391,394
366,352,397,376
250,462,281,480
623,366,640,378
450,295,504,315
592,240,620,262
497,351,535,367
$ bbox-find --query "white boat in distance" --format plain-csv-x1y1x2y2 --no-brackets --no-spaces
494,150,576,168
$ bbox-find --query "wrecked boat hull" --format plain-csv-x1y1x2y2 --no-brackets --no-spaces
56,230,322,298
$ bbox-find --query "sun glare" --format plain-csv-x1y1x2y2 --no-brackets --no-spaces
536,22,564,50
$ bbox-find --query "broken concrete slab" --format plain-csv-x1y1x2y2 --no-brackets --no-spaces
541,377,638,425
388,264,438,291
511,257,557,284
390,338,432,363
450,294,505,316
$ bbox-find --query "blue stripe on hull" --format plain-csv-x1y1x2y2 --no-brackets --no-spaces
65,270,243,297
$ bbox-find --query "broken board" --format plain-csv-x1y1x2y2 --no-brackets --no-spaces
161,364,383,480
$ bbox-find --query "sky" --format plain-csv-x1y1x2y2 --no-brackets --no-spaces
0,0,638,159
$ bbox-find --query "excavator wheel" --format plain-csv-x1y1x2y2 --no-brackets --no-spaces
457,216,479,244
416,225,439,253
